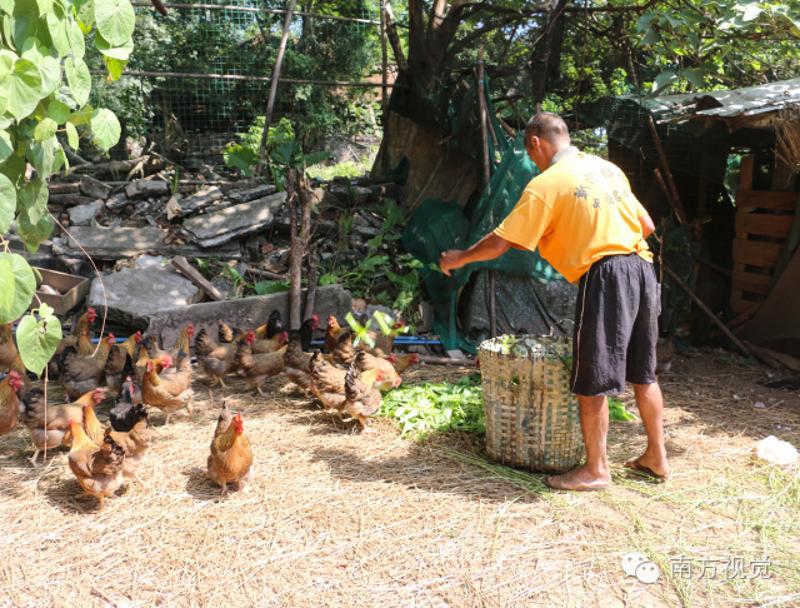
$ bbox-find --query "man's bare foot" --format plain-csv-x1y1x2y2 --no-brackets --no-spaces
624,452,670,481
545,464,611,491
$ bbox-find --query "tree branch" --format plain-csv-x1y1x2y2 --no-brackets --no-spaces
384,3,407,72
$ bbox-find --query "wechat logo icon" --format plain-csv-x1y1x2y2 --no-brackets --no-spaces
621,552,661,584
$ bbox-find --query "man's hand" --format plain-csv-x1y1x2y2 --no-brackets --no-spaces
439,250,465,277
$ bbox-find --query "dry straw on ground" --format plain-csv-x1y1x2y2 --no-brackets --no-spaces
1,352,799,607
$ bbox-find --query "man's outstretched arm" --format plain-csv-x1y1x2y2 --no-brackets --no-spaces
639,213,655,239
439,233,512,276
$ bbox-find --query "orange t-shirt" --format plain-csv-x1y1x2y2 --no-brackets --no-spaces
493,149,652,283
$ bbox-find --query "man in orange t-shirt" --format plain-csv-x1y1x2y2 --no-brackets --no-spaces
440,112,669,491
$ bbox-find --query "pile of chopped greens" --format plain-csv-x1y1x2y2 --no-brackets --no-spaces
380,375,485,437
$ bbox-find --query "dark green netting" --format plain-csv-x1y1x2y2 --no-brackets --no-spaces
403,80,566,352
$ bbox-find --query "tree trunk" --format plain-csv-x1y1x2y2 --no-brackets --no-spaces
286,168,313,330
373,0,507,210
529,0,569,105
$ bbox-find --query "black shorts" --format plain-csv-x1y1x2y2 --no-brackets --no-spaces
570,253,660,396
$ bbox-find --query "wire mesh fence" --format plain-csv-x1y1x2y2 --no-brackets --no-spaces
90,0,387,146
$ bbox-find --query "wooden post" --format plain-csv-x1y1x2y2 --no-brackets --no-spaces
286,169,311,331
256,0,298,175
303,246,317,322
476,48,497,338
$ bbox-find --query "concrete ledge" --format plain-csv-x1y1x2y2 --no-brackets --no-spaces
147,284,352,347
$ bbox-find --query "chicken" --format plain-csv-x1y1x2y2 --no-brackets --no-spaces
144,323,194,363
0,323,28,382
235,331,287,394
171,322,195,360
195,328,238,387
283,333,314,390
386,353,421,375
330,330,357,366
217,320,243,344
309,351,348,412
81,400,105,446
67,421,126,511
254,310,284,340
299,314,320,351
107,403,151,485
250,330,289,354
160,347,192,383
104,332,141,397
207,404,253,496
332,332,400,391
142,359,193,424
60,334,116,400
323,315,344,353
110,378,143,431
54,308,97,358
342,359,385,432
23,387,106,464
0,370,24,436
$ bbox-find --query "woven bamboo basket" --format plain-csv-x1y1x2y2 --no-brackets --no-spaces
479,335,584,473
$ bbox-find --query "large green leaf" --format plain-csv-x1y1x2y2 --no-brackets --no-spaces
95,31,133,60
94,0,135,47
90,108,120,151
26,136,57,179
16,206,53,252
0,49,13,78
46,97,70,123
0,0,13,15
16,303,62,376
103,56,126,80
11,1,39,50
33,117,57,141
64,56,90,105
67,17,85,59
0,172,16,232
0,129,12,163
0,252,37,324
64,120,78,149
75,0,94,34
4,57,43,121
18,177,48,224
36,0,55,13
22,45,60,96
45,11,70,55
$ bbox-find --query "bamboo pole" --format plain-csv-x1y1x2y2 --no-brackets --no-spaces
256,0,298,175
476,48,497,338
647,116,688,225
663,265,759,361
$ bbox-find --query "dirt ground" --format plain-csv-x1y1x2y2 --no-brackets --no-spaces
1,350,799,608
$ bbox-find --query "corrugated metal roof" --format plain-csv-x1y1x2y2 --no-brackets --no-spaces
692,78,800,118
612,78,800,127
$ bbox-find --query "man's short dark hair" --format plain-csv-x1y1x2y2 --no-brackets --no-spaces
524,112,570,144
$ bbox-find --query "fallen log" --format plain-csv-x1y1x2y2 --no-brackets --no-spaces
171,256,225,301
